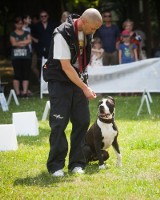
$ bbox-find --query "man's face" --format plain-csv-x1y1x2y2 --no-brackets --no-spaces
102,12,112,22
40,12,49,23
82,20,102,35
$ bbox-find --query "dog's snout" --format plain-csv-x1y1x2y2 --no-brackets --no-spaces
99,105,104,112
99,105,104,109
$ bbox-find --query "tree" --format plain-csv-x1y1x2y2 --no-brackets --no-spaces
0,0,158,58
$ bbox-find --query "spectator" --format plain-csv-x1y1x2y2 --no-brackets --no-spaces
10,16,32,97
95,10,120,66
22,14,32,33
122,19,142,59
60,11,70,24
90,37,104,67
22,14,34,96
118,30,138,64
22,14,32,56
33,10,58,77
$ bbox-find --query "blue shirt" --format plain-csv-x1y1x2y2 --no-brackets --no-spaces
119,43,137,63
95,24,120,53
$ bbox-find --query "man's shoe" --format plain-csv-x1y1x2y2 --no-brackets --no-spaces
52,169,64,177
72,167,84,174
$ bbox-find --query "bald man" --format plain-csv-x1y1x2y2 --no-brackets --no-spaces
45,8,102,177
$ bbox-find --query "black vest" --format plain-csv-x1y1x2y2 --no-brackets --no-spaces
43,14,92,83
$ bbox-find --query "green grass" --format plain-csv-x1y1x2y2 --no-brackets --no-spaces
0,94,160,200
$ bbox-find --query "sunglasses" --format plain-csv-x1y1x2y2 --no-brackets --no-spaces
16,22,23,25
122,35,130,38
103,15,111,18
40,15,47,18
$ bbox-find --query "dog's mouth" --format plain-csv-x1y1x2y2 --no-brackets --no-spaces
98,112,111,119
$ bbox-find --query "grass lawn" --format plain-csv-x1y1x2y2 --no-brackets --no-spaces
0,94,160,200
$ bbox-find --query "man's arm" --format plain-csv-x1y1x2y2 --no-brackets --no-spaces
60,59,96,99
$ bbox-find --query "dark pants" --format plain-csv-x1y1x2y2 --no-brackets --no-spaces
47,81,90,173
12,59,31,80
103,51,118,66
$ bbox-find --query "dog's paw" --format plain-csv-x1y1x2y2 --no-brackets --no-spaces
116,155,122,167
99,164,105,170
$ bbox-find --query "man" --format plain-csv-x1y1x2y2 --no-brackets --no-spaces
33,10,58,77
95,10,120,66
45,8,102,177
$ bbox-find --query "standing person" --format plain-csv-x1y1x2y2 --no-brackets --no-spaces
118,30,138,64
90,37,104,67
60,11,70,24
22,14,34,96
95,10,120,66
122,19,141,59
34,10,58,77
22,14,33,53
10,17,32,97
45,8,102,177
22,14,32,33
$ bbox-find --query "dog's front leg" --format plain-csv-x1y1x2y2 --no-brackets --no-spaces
94,139,105,169
112,137,122,167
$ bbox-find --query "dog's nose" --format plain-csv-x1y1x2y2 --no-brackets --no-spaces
99,105,104,112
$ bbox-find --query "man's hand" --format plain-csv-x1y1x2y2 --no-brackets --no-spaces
82,86,97,99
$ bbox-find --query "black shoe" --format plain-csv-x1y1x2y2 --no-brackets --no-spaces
21,93,29,99
17,94,21,98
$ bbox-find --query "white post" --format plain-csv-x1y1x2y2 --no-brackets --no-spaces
137,90,152,116
0,92,9,111
42,101,50,121
7,89,19,106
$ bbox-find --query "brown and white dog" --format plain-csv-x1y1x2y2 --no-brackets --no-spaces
84,96,122,169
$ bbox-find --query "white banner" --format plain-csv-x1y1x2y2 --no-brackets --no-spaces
88,58,160,93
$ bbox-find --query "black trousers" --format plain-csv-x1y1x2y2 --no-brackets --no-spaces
47,81,90,173
12,59,31,80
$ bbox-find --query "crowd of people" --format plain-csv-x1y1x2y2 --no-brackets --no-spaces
90,10,146,67
9,10,68,98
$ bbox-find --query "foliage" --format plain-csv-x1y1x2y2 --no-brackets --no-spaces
64,0,99,14
0,94,160,199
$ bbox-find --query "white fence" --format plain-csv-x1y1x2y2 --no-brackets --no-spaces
88,58,160,93
40,58,160,96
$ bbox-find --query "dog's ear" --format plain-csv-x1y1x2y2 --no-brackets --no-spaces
107,96,115,105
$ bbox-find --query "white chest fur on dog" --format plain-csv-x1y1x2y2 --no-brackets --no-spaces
97,119,118,150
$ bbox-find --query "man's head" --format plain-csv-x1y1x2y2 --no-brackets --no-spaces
102,10,112,23
79,8,102,35
40,10,49,23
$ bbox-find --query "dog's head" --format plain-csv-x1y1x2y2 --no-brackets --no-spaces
98,96,115,122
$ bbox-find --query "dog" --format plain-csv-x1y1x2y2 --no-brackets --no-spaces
84,96,122,169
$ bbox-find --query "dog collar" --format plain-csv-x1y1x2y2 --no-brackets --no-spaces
99,116,113,124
